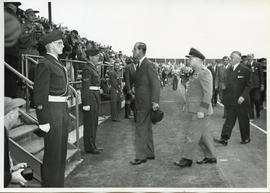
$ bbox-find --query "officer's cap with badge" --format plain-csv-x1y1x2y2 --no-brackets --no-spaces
186,48,205,60
40,30,63,46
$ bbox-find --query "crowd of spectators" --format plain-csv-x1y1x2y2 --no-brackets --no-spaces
4,2,133,99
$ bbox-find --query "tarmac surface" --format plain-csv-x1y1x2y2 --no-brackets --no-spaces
65,83,267,188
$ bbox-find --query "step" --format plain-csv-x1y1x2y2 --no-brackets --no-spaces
9,124,39,141
35,146,79,163
23,138,44,155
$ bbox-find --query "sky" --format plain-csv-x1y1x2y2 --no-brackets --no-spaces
17,0,270,59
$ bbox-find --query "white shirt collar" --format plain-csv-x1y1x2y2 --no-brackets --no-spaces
139,56,146,67
47,52,58,61
233,63,240,71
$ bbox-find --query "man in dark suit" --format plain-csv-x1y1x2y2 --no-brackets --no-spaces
215,51,251,146
81,49,103,154
123,59,137,119
247,54,264,119
33,30,70,187
207,60,218,106
130,42,160,165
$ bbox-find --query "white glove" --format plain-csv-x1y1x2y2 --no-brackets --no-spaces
11,163,27,171
11,169,27,186
39,123,50,133
238,96,245,104
197,111,204,119
83,105,90,111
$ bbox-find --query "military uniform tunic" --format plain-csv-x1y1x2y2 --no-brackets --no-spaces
81,62,101,151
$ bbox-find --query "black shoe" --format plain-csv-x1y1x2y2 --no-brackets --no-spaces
214,138,228,146
112,119,121,122
85,149,100,154
196,157,217,164
174,158,193,167
130,159,147,165
147,156,155,160
240,139,250,144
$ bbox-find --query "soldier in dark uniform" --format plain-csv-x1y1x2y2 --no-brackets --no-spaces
33,30,70,187
81,49,103,154
108,62,122,121
247,54,264,119
123,59,137,119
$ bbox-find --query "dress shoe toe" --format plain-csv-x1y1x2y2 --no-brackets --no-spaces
240,139,250,144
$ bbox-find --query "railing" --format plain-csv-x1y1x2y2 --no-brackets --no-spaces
4,60,81,150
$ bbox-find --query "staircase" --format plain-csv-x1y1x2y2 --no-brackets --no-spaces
8,106,82,185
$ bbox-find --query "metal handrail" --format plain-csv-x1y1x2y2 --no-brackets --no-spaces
5,59,81,151
68,85,80,149
4,62,34,89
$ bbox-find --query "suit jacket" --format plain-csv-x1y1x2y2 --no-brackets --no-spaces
81,62,101,106
124,63,136,92
135,58,160,111
247,61,264,89
33,54,69,124
185,67,213,115
224,64,251,106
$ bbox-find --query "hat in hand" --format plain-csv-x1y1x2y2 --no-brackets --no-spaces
150,109,164,124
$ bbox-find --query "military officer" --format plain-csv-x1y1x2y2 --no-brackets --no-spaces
174,48,216,168
81,49,103,154
33,30,70,187
108,61,122,121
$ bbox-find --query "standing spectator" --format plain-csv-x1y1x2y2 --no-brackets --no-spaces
33,30,70,187
215,51,251,146
174,48,216,168
216,56,230,118
81,49,103,154
109,62,122,122
257,58,267,108
207,60,218,106
247,54,264,119
123,59,137,119
130,42,160,165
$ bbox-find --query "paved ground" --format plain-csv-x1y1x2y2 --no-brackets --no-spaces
65,83,267,188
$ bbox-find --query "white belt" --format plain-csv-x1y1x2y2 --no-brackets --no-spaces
89,86,100,90
48,95,68,102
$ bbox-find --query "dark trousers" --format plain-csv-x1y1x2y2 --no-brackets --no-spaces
135,110,154,159
249,88,261,118
110,89,120,121
41,102,69,187
212,88,218,105
221,105,250,141
83,99,99,151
